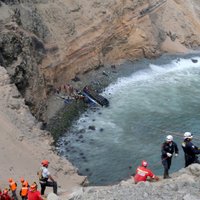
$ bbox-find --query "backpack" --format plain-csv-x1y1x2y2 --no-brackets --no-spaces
37,168,43,180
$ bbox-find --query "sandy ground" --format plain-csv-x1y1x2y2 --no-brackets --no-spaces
0,66,86,199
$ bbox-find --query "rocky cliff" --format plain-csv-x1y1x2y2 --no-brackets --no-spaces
69,164,200,200
1,0,200,121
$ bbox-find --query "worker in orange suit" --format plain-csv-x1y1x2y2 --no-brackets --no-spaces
20,178,29,188
19,178,29,200
134,160,159,183
8,178,18,200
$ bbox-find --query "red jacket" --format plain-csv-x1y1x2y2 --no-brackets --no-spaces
1,194,12,200
134,166,155,183
27,190,43,200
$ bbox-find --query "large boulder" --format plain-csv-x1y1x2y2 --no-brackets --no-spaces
47,193,60,200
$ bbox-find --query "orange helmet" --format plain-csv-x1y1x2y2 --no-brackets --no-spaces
8,178,13,183
23,181,29,187
41,160,49,166
141,160,148,167
30,183,37,191
20,177,24,183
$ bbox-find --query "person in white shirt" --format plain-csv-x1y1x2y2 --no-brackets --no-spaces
39,160,57,195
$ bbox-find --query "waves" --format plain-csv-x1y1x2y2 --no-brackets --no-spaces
58,55,200,185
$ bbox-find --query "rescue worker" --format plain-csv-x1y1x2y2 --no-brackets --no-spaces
182,132,200,167
134,160,159,183
20,178,29,188
1,188,12,200
8,178,18,200
161,135,179,179
27,183,43,200
19,178,29,200
39,160,57,196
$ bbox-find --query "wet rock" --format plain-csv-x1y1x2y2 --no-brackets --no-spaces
191,59,198,63
78,135,83,139
64,141,70,145
78,129,86,134
88,125,95,130
111,65,116,69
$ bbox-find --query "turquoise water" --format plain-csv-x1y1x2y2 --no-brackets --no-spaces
57,54,200,185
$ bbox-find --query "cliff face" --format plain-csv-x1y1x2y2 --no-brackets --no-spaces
69,164,200,200
0,0,200,120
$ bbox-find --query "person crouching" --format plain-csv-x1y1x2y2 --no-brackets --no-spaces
134,160,159,184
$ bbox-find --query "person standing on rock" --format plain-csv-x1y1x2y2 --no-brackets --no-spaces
161,135,179,179
38,160,57,196
134,160,159,183
182,132,200,167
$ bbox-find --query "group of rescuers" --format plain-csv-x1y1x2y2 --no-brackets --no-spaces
134,131,200,183
3,131,200,199
1,160,57,200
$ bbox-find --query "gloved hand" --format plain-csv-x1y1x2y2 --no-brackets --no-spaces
175,153,178,157
166,152,172,157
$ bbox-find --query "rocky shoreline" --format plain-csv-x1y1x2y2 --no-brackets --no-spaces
45,62,123,141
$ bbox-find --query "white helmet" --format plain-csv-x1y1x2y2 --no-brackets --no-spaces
166,135,173,142
184,132,193,139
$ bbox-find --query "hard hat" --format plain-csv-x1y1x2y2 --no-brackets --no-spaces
166,135,173,142
41,160,49,166
141,160,148,167
23,181,29,187
184,132,193,139
8,178,13,183
20,177,24,183
30,183,37,191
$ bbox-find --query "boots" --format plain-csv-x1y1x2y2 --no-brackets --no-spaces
163,169,171,179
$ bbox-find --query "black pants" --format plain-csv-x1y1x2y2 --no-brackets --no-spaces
162,157,172,178
185,154,200,167
40,181,57,195
12,190,18,200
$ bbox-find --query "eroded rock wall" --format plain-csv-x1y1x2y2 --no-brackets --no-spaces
0,0,200,120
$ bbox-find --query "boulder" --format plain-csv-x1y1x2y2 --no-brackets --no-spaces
47,193,60,200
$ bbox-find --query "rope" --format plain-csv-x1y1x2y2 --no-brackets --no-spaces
133,121,200,142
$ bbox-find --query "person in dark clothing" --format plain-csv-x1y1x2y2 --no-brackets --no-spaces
182,132,200,167
161,135,179,179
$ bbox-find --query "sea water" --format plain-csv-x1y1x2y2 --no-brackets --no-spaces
57,53,200,185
